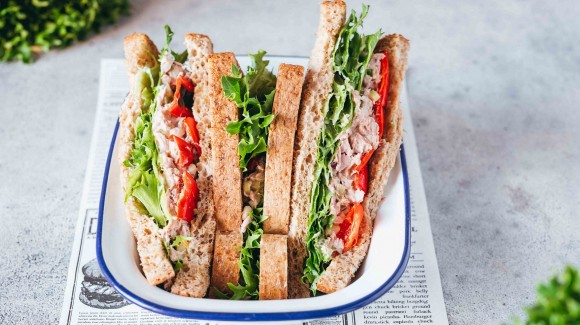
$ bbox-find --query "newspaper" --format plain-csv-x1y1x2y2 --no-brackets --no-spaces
59,59,449,325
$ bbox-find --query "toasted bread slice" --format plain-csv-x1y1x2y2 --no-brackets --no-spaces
263,64,305,235
259,234,288,300
119,34,175,286
207,52,243,232
211,230,242,296
170,34,216,297
316,34,410,293
207,52,244,295
288,0,346,299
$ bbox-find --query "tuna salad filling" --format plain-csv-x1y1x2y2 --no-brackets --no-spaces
323,53,384,255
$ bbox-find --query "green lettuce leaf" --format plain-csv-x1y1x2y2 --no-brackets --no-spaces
222,50,277,171
302,4,382,293
131,169,166,227
247,51,277,98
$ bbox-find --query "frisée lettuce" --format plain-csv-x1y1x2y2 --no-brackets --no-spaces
222,50,277,172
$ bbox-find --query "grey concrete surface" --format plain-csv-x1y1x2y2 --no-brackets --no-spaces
1,0,579,324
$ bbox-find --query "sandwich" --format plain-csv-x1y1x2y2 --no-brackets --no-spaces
288,1,410,297
207,52,304,299
118,26,216,297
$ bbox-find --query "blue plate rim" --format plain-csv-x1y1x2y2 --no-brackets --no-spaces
96,119,411,321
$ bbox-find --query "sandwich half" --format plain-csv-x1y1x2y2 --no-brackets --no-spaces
118,26,216,297
208,52,304,299
288,1,410,297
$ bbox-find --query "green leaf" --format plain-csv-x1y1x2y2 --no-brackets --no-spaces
171,235,193,248
132,172,167,227
247,50,277,98
222,50,277,171
172,49,188,64
226,121,243,134
161,24,174,55
174,259,184,272
302,4,382,294
222,75,243,104
0,0,130,63
260,113,276,128
506,266,580,324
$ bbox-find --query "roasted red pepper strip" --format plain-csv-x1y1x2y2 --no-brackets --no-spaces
336,203,364,253
177,75,195,93
354,164,369,193
167,76,195,118
168,102,192,117
183,117,202,156
355,149,375,173
170,135,194,168
374,53,390,138
177,171,198,222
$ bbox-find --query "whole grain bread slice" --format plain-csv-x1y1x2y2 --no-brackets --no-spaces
170,34,216,297
119,34,175,286
207,52,244,296
263,64,305,235
316,34,410,294
259,234,288,300
287,0,347,299
207,52,243,232
210,230,242,296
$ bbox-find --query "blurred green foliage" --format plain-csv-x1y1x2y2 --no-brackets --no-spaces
0,0,130,63
507,266,580,325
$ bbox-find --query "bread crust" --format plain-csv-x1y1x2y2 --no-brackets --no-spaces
207,53,243,232
119,34,175,286
263,64,305,235
170,34,216,297
316,34,410,293
207,52,244,296
288,0,347,299
259,234,288,300
123,33,159,85
210,230,242,296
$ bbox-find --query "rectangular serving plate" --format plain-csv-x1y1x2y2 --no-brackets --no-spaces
96,56,411,322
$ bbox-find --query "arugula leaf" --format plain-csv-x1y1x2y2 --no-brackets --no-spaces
506,266,580,325
302,5,382,293
222,50,277,171
0,0,129,63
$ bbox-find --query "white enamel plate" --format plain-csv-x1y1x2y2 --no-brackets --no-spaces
96,56,411,322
